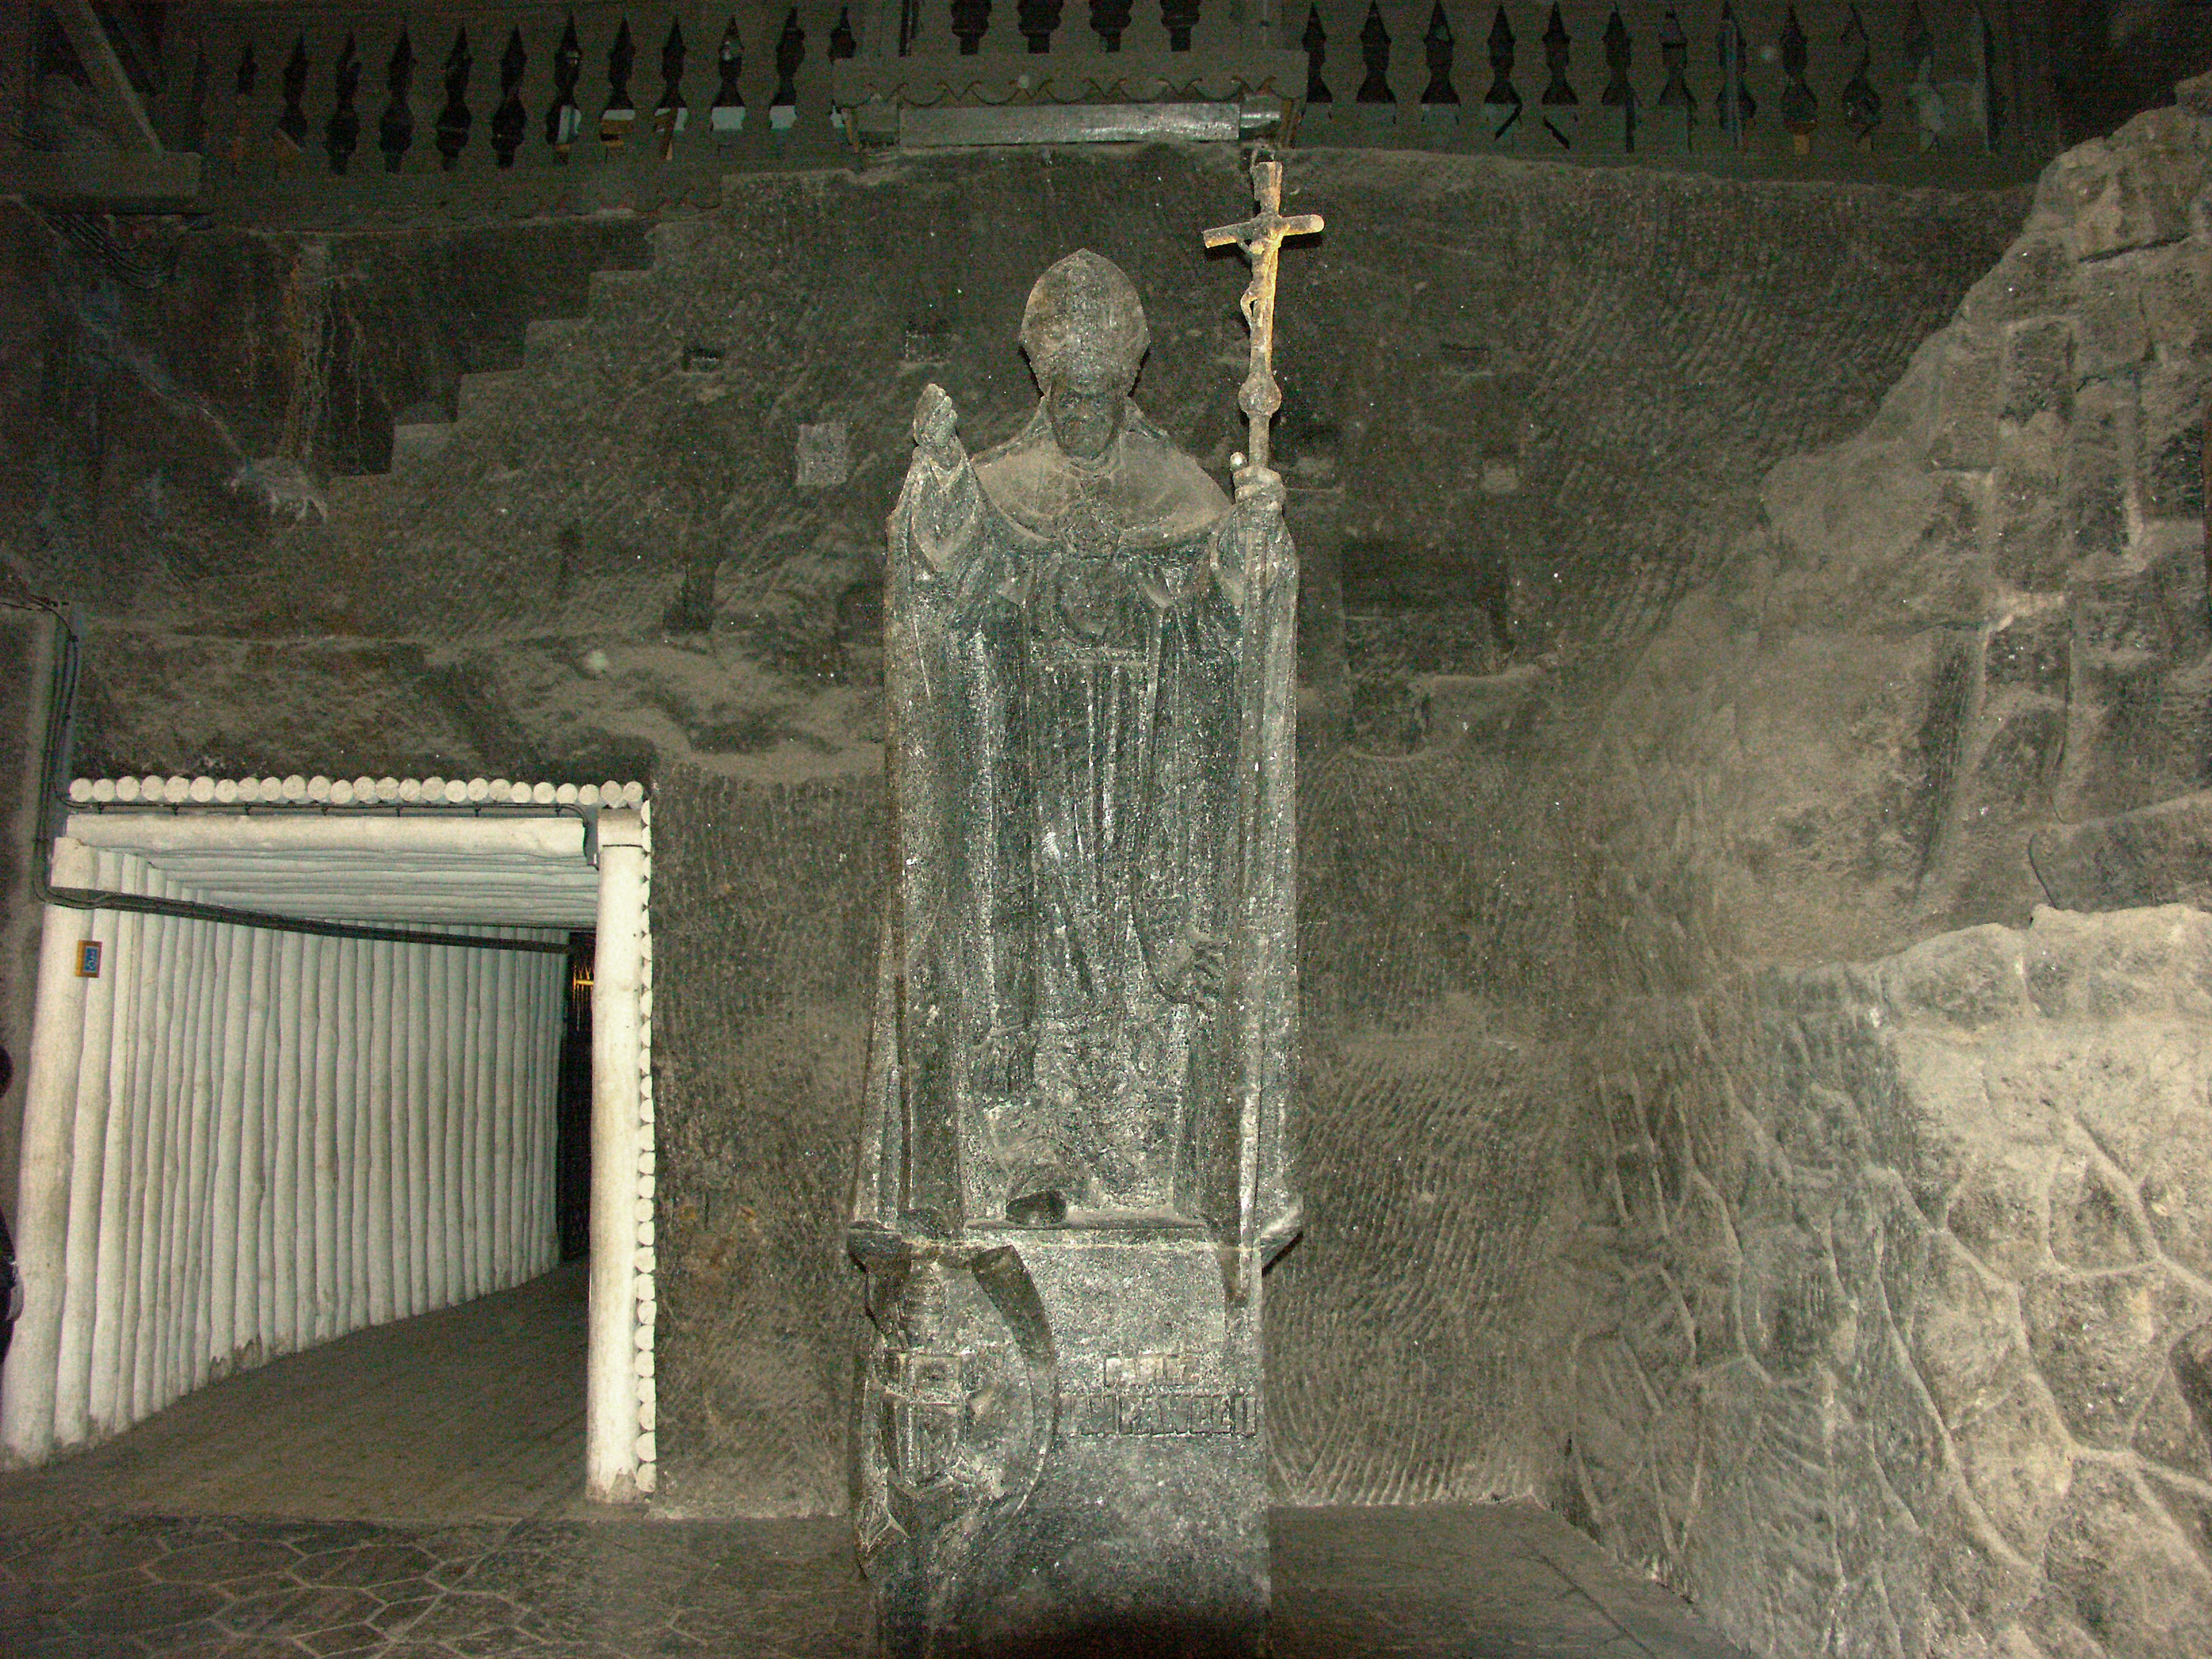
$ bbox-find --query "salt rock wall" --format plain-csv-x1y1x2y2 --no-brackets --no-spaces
1563,73,2212,1659
1571,907,2212,1659
1615,75,2212,960
4,150,2024,789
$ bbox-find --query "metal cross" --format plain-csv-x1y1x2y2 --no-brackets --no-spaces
1203,154,1323,474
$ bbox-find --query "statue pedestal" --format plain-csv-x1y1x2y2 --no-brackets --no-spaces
861,1231,1268,1658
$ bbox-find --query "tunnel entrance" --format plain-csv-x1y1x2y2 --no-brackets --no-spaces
0,788,653,1516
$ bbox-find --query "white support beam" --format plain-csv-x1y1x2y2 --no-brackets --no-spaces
1,838,97,1464
67,813,589,862
586,810,647,1504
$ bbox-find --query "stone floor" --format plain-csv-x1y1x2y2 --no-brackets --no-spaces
0,1267,1754,1657
0,1264,590,1525
1,1506,1753,1658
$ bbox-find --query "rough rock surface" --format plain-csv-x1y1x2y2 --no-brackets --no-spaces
1570,907,2212,1659
1560,74,2212,1657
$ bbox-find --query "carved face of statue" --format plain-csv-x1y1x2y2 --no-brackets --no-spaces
1045,368,1131,464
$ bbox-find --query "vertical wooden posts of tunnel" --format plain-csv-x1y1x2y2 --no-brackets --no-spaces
1,837,96,1463
586,808,647,1502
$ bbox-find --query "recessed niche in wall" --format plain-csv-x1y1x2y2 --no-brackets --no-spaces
1339,537,1516,753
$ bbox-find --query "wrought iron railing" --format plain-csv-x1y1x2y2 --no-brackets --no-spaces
143,2,2056,224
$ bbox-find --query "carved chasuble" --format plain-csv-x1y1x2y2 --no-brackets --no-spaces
849,171,1317,1657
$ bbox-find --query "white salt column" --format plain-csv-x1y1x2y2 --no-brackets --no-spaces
492,944,517,1286
531,948,559,1273
425,937,450,1310
52,850,120,1446
367,938,395,1326
0,837,97,1462
332,936,358,1335
445,938,469,1302
208,915,251,1374
404,941,428,1316
147,878,189,1413
271,930,302,1354
175,916,219,1392
87,858,147,1431
456,945,480,1302
312,934,340,1342
587,810,647,1502
237,926,273,1363
255,919,282,1358
514,945,536,1279
474,943,497,1294
118,865,164,1419
344,937,369,1332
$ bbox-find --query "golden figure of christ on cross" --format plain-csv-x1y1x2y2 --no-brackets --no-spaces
1203,153,1325,473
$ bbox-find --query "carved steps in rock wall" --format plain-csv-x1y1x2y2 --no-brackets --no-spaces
355,252,683,502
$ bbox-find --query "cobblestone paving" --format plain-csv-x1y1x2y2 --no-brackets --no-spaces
0,1504,1748,1658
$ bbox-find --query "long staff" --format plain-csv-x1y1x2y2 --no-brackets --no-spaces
1203,154,1320,1300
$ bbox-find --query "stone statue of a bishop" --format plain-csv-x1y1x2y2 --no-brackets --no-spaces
850,248,1302,1658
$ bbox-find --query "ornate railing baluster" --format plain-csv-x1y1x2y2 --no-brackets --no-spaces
771,7,804,133
227,41,257,163
1482,6,1520,142
952,0,991,56
1162,0,1198,53
279,32,309,150
1655,6,1694,149
1301,5,1330,103
491,27,527,166
378,28,415,172
656,21,686,158
830,2,858,137
711,18,745,135
1716,2,1753,148
435,28,471,170
1840,4,1879,146
1356,1,1391,105
601,19,636,148
546,16,583,157
1780,5,1814,155
326,33,361,173
1093,0,1131,53
1601,5,1635,152
1906,1,1938,150
1539,5,1575,148
1421,4,1456,106
1020,0,1062,53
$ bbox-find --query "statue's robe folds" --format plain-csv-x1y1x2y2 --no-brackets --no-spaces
849,402,1300,1657
855,403,1297,1236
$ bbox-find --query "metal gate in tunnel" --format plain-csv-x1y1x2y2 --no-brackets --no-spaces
1,783,655,1502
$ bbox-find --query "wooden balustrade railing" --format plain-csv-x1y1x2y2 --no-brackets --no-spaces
141,1,2056,224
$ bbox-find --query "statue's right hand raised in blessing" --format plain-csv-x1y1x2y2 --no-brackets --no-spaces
912,383,964,469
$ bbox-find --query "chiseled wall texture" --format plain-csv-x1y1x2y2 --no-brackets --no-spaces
1562,76,2212,1657
1571,910,2212,1659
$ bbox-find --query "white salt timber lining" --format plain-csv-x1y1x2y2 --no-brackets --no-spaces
61,797,627,929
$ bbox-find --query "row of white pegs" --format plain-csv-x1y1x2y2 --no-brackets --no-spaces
69,775,650,808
